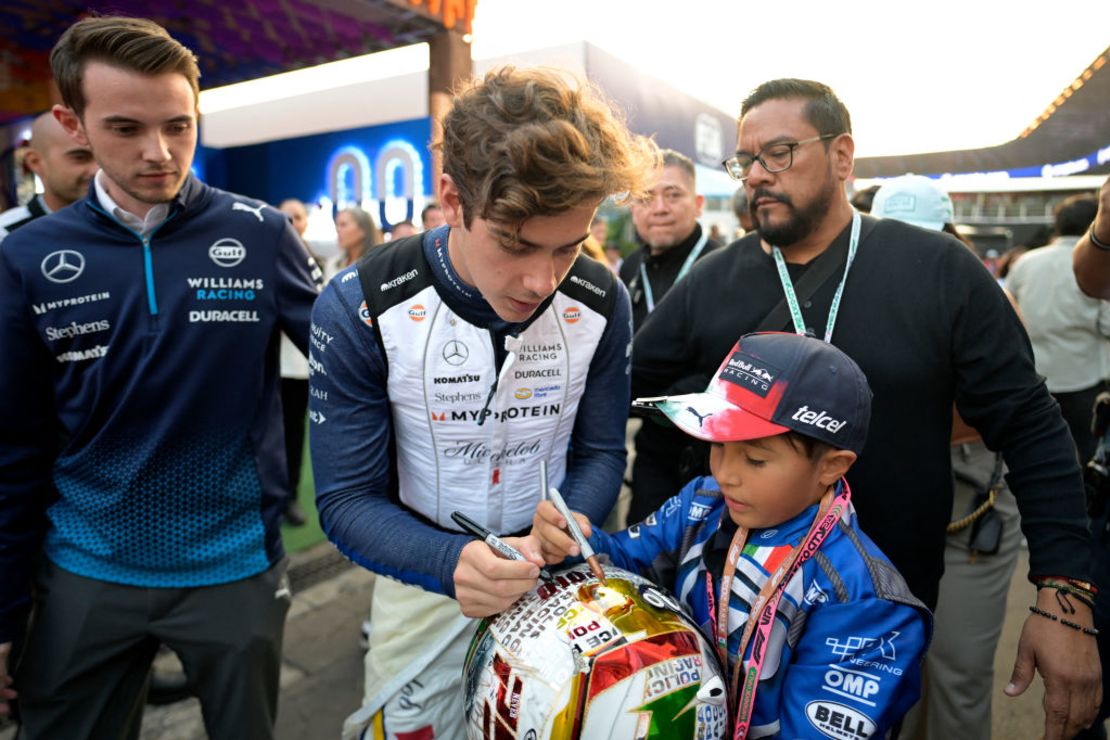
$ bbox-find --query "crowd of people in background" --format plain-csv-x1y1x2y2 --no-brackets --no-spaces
2,12,1110,740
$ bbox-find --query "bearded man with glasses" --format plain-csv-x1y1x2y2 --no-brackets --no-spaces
630,77,1100,739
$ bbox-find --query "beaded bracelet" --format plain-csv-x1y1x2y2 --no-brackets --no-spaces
1029,605,1100,636
1091,226,1110,252
1036,581,1097,611
1034,576,1098,598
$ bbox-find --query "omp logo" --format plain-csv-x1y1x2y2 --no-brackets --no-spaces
805,701,876,739
688,502,711,522
822,666,881,707
514,388,533,400
791,405,847,433
408,304,426,321
826,632,898,662
569,275,606,298
41,250,85,284
804,582,829,606
359,300,373,327
209,238,246,267
380,269,418,292
562,306,581,324
231,201,266,222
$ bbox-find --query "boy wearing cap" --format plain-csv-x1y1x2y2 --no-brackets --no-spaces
533,332,931,739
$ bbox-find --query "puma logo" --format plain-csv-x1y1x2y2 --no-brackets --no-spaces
686,406,711,427
232,201,266,222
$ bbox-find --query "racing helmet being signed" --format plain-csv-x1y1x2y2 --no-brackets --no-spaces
463,563,728,739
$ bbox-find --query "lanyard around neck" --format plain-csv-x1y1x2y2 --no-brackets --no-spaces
771,210,860,343
712,482,852,740
639,229,709,314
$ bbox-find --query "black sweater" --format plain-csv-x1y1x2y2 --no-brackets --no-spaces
632,217,1090,609
619,224,719,332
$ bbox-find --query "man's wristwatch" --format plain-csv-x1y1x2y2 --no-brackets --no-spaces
1090,225,1110,252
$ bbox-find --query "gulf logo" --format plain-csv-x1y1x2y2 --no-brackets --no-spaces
514,387,533,400
359,300,373,327
562,306,581,324
408,304,426,322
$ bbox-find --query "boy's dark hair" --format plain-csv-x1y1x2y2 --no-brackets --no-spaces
783,430,833,461
51,16,201,119
1054,194,1098,237
740,78,852,139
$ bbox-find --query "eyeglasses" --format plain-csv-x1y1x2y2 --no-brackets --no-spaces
721,133,841,181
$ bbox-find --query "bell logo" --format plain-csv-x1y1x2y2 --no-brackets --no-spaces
408,304,426,321
430,411,446,422
563,306,581,324
514,388,533,400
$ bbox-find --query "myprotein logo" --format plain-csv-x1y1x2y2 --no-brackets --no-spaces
41,250,85,284
381,269,418,292
209,238,246,267
791,405,847,434
569,275,606,298
33,291,110,315
720,352,780,398
45,319,111,341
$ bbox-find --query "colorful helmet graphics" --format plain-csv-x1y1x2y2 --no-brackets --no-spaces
463,563,728,739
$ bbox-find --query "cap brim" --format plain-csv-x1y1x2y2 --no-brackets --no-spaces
650,392,790,443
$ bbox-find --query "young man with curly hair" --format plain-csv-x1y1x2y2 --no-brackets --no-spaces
309,67,658,739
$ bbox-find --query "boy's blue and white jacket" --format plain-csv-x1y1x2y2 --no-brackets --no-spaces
0,175,321,643
591,476,932,739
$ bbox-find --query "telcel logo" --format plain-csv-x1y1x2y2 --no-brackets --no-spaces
209,238,246,267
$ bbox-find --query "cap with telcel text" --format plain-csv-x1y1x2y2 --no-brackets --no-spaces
637,332,872,454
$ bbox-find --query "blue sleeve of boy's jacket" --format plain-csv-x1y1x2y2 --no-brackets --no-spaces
589,477,702,586
775,598,929,738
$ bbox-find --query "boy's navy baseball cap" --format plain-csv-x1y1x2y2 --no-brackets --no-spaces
635,332,872,454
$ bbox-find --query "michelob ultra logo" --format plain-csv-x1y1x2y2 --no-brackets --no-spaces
562,306,581,324
408,304,426,321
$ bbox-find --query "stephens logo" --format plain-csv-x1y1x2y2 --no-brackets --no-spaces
209,238,246,267
562,306,581,324
408,304,426,321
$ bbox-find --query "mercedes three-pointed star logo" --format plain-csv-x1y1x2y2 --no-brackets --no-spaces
442,340,469,366
41,250,86,284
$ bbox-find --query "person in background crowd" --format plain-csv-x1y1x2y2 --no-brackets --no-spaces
0,16,321,737
309,66,655,739
1075,174,1110,300
732,185,755,236
279,197,308,241
275,197,315,527
389,220,417,240
871,173,1023,740
590,214,608,246
420,201,445,231
621,149,720,525
849,183,880,214
0,111,98,241
325,206,381,282
633,77,1100,739
1009,194,1107,464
